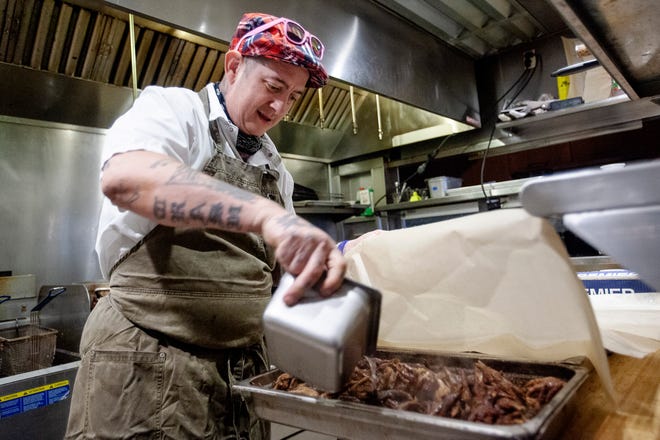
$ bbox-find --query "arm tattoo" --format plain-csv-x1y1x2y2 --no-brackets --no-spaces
149,159,172,169
275,214,308,230
208,203,224,226
162,162,258,203
153,197,167,220
170,201,186,222
148,160,260,229
227,206,241,229
152,197,244,229
189,202,207,224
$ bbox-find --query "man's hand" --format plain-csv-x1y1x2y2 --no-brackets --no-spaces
261,213,346,306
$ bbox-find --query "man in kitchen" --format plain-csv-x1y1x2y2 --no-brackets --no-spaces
65,13,344,440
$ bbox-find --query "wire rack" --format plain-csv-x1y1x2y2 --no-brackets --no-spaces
0,324,57,377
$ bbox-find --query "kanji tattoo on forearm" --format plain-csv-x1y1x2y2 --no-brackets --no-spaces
153,196,243,229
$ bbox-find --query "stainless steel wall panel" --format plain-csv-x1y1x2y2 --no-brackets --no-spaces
0,116,105,287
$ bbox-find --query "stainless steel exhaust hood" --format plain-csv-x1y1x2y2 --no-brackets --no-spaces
0,0,480,161
103,0,481,126
1,0,658,163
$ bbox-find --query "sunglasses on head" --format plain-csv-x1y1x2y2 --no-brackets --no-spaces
236,17,324,60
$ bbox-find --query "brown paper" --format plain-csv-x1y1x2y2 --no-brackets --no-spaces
589,293,660,358
345,208,615,403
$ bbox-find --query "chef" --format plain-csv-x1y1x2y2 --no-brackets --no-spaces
65,12,344,439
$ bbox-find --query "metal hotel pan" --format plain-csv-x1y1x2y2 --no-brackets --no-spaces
234,350,589,440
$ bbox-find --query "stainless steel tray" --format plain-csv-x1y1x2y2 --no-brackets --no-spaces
234,350,589,440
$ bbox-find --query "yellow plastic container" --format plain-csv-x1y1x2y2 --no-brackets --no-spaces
557,75,570,100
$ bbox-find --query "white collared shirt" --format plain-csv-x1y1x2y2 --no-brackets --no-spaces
95,83,294,278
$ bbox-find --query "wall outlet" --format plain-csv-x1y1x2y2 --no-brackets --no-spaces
523,50,536,69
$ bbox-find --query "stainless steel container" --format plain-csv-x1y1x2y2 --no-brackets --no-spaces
263,273,381,392
235,350,589,440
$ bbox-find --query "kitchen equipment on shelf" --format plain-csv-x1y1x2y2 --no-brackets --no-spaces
427,176,463,198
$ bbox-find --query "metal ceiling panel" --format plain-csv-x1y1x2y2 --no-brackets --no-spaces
105,0,481,129
375,0,554,57
547,0,660,98
472,0,512,20
432,0,490,29
375,0,660,99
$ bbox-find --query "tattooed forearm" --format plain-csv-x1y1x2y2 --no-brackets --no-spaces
153,197,167,219
166,163,202,185
170,201,186,222
189,202,206,223
227,206,241,229
161,162,258,203
275,214,308,230
208,203,224,225
153,196,244,229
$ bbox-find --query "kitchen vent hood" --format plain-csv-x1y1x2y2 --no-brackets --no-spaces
0,0,362,131
1,0,658,162
0,0,480,161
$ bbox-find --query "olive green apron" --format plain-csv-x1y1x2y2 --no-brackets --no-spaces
109,87,283,348
66,87,282,439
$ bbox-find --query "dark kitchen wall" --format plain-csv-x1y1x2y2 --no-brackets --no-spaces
475,32,574,128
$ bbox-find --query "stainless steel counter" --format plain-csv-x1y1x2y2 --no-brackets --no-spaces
368,178,535,230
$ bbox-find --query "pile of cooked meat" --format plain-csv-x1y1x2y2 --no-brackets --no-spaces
273,356,566,425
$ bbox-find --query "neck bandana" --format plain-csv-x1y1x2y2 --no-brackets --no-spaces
214,83,263,158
